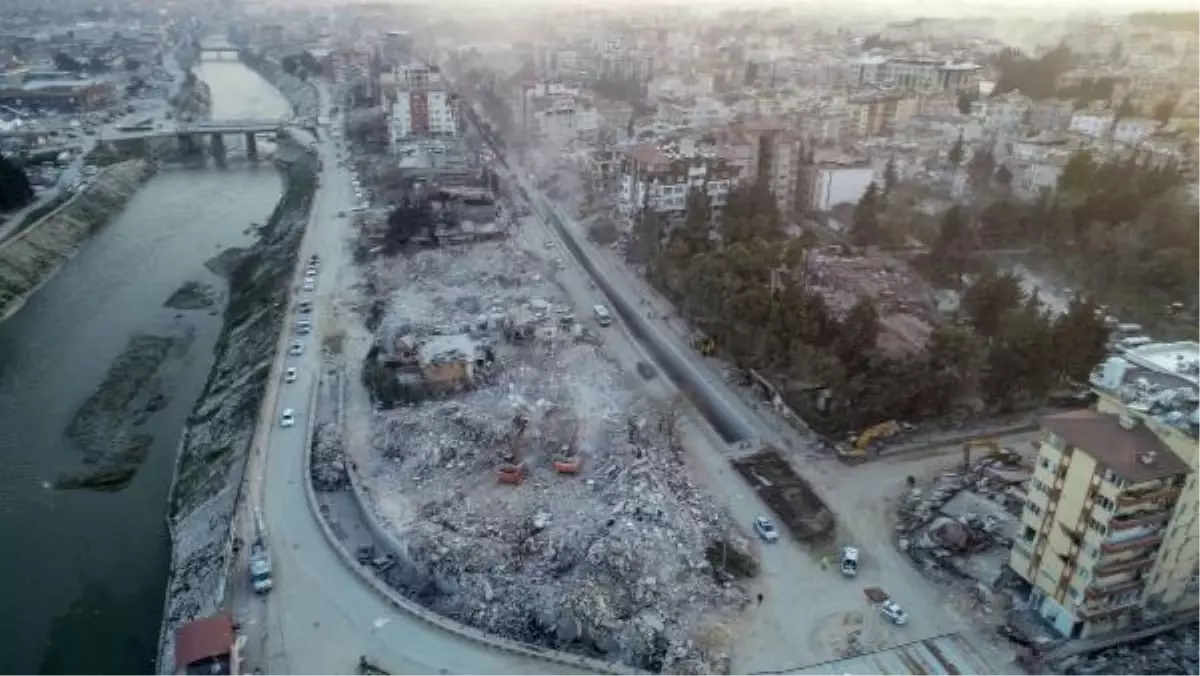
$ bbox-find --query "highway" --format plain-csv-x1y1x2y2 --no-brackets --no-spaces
240,83,579,675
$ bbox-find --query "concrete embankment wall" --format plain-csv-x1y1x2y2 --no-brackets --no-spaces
155,143,316,672
155,55,317,673
0,159,157,323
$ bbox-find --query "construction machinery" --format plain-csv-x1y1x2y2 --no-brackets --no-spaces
553,425,583,474
962,438,1022,471
496,414,529,485
837,420,902,463
692,332,715,356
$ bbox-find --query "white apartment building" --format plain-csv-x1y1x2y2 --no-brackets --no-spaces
616,142,737,214
850,56,981,93
1069,110,1116,139
389,63,459,150
1113,117,1159,147
529,99,599,144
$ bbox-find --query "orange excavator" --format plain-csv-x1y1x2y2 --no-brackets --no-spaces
553,426,583,475
496,414,529,485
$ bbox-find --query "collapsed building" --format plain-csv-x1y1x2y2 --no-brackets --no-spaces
351,239,748,673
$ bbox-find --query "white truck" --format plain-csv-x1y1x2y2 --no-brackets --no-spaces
249,510,273,593
840,546,859,577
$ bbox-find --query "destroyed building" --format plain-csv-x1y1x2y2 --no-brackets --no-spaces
352,240,747,673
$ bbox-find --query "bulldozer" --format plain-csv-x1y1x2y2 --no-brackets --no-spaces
962,438,1022,471
837,420,903,464
692,332,716,356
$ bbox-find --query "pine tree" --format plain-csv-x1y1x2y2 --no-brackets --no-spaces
850,181,881,246
883,156,898,199
0,154,34,211
948,132,965,170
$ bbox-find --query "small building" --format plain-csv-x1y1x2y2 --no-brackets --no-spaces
174,614,239,675
417,334,488,392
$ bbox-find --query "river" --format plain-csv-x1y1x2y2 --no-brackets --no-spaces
0,59,291,674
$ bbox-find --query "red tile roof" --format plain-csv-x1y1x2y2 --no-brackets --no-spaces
175,614,234,671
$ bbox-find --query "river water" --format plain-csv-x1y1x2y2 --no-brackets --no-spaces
0,60,290,674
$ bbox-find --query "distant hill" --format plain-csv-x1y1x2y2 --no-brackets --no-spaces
1128,11,1200,32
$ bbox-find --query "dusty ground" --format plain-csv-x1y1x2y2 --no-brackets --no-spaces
347,236,749,673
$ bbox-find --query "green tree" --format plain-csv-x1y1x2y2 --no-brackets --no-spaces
882,156,898,199
850,181,882,246
982,299,1055,409
0,154,35,211
1153,97,1177,124
1059,150,1096,194
1115,95,1137,120
994,163,1013,193
1051,295,1110,383
833,297,880,370
928,206,974,283
967,143,996,193
957,91,973,115
948,132,965,169
962,270,1024,338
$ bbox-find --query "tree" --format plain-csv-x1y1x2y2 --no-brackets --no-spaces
1115,95,1137,120
850,182,882,246
928,206,974,283
1051,295,1110,383
994,164,1013,193
0,154,35,211
882,156,898,199
962,270,1024,338
948,132,965,170
833,297,880,370
1059,150,1096,194
957,91,973,115
967,143,996,193
1153,97,1177,124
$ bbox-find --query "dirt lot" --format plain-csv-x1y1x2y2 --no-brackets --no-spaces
732,448,835,542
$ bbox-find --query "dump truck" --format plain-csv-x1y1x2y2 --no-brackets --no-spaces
249,510,273,594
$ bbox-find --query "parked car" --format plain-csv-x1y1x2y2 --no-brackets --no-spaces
840,546,860,577
880,600,909,625
288,341,304,356
753,516,779,543
302,279,315,292
280,409,295,427
296,320,312,335
297,301,313,314
285,367,297,383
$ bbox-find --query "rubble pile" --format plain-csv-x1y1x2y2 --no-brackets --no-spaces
310,422,349,491
895,458,1026,584
1051,624,1199,675
355,240,745,673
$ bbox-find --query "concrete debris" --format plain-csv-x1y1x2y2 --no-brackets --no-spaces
311,422,349,491
354,239,744,673
895,458,1026,590
1050,624,1199,675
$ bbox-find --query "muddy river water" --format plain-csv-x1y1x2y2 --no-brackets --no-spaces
0,60,290,674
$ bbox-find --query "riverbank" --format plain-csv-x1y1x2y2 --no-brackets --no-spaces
156,139,317,671
0,159,157,323
238,50,319,119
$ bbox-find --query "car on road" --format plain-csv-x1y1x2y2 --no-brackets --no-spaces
289,341,304,356
280,409,295,427
302,279,315,292
351,205,367,212
297,301,312,314
306,265,318,277
337,210,347,217
880,600,909,625
285,367,298,383
636,361,657,379
753,516,779,543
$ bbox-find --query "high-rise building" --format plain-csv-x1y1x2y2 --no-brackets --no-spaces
1008,341,1199,639
389,63,459,150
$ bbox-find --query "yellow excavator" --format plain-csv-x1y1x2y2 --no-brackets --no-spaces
692,333,716,356
962,438,1023,470
838,420,903,463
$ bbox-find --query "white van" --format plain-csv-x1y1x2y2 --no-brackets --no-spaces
593,304,612,327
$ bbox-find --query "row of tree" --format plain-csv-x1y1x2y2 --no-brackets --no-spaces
0,155,35,212
628,178,1111,433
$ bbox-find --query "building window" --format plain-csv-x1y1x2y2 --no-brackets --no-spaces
1027,501,1043,517
1023,526,1037,542
1089,520,1108,536
1096,496,1115,512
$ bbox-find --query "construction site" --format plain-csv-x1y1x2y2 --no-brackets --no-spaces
344,224,749,673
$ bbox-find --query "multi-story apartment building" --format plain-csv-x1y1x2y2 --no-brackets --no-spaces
1009,341,1199,639
849,56,981,94
848,92,915,138
389,63,459,150
616,141,739,214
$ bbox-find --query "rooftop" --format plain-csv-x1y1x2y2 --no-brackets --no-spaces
1124,341,1200,389
174,614,234,675
1041,410,1191,483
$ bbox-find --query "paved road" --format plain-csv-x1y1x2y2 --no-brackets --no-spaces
240,83,580,675
484,131,1017,674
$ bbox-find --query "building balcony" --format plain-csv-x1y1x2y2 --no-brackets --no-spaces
1109,511,1172,531
1100,533,1164,555
1078,600,1141,620
1084,578,1146,600
1094,552,1158,577
1118,486,1182,509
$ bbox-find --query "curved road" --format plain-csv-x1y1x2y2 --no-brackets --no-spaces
245,83,577,675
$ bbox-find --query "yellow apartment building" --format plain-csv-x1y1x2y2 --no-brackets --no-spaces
1009,341,1199,639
